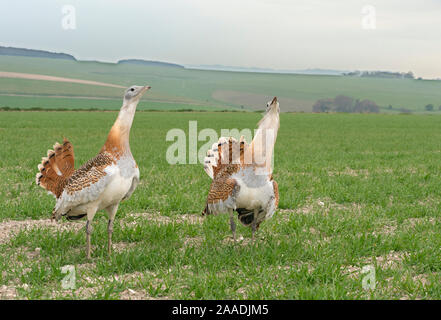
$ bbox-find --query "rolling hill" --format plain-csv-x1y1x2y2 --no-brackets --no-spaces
0,50,440,112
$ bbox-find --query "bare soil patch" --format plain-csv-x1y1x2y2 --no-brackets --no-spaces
328,168,369,177
0,219,83,244
122,212,203,226
0,285,18,299
343,250,410,280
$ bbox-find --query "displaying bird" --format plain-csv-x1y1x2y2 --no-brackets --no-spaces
202,97,280,240
35,85,150,259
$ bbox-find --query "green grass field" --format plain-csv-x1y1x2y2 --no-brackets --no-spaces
1,55,441,112
1,110,441,299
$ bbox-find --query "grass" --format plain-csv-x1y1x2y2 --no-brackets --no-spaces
1,111,441,299
1,55,441,111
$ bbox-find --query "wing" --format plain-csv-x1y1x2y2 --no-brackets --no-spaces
203,176,239,215
122,169,140,201
54,152,115,216
259,179,279,225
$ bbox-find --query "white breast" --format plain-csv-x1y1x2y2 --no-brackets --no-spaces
96,164,131,210
97,157,137,210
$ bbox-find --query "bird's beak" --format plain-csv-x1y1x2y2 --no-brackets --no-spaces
141,85,151,94
135,85,151,101
268,97,279,113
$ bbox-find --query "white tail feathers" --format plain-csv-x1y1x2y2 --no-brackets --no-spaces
203,145,217,179
203,139,225,179
203,136,248,179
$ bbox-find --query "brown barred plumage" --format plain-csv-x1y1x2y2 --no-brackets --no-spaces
64,152,114,195
202,98,280,240
35,138,75,198
35,85,150,259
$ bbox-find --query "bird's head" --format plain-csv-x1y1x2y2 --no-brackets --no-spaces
123,85,151,104
266,97,280,113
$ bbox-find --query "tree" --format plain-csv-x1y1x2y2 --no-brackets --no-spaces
312,96,381,113
312,98,333,112
333,95,354,112
354,99,379,113
425,104,434,111
404,71,414,79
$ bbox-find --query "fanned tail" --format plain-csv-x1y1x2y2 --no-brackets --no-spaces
203,136,248,179
35,138,75,198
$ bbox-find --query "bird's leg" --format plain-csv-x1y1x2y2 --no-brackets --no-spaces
85,207,97,260
229,209,236,242
107,220,114,255
105,204,119,256
85,220,92,260
252,209,258,241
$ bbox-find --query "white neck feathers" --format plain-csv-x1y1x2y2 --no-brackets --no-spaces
249,108,280,174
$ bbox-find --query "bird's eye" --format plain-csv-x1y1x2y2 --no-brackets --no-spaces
130,88,135,92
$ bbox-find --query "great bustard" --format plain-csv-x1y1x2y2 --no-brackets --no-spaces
35,85,150,259
202,97,280,240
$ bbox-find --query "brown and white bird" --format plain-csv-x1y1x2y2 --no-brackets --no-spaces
203,97,280,240
35,85,150,259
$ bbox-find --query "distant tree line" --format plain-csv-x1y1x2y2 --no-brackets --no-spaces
425,104,441,112
0,46,76,61
118,59,184,68
313,95,379,113
343,70,414,79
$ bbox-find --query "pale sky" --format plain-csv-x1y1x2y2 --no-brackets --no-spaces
0,0,440,78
